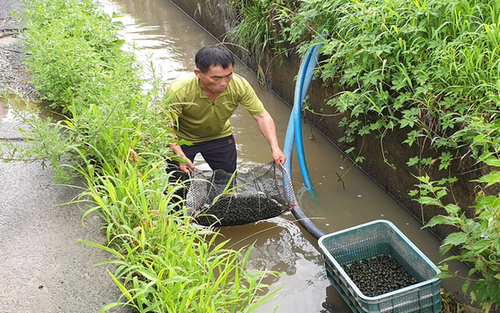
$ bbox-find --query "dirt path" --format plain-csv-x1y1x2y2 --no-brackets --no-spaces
0,158,129,312
1,2,131,312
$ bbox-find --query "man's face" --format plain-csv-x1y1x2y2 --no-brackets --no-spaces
195,64,234,95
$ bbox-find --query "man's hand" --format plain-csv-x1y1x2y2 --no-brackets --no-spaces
168,142,195,174
178,158,195,174
272,148,287,166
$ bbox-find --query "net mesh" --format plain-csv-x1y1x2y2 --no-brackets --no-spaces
185,162,297,226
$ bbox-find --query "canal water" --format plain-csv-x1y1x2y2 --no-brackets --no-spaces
100,0,469,312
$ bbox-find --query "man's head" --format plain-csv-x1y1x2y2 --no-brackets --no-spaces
195,45,235,73
195,45,235,95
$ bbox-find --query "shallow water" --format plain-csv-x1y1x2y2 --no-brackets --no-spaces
99,0,470,311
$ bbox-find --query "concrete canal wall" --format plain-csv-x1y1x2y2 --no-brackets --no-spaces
169,0,484,241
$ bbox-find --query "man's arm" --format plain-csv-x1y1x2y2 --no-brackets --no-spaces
167,136,195,174
252,111,287,165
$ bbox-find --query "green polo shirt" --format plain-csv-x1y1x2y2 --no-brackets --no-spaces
165,73,266,143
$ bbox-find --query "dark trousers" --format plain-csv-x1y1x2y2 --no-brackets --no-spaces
166,135,237,200
182,134,237,173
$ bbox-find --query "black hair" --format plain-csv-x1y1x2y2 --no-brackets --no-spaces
195,45,235,73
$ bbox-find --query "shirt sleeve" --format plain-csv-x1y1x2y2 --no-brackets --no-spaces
235,75,267,116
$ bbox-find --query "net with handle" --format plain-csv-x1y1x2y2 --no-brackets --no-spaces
184,162,297,226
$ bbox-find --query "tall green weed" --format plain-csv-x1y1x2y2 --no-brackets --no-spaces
75,157,277,312
21,0,140,110
411,127,500,311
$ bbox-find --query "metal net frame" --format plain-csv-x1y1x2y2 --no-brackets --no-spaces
184,162,297,226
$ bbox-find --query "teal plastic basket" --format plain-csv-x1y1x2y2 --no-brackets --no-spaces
318,220,441,313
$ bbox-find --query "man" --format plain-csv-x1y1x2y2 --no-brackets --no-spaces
165,45,286,176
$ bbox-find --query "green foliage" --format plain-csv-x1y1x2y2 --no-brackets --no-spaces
21,0,139,109
279,0,500,308
414,159,500,311
76,158,278,313
228,0,299,84
8,0,278,311
282,0,500,165
230,0,276,60
0,94,77,178
230,0,302,53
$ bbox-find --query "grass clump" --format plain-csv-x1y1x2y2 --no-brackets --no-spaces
4,0,279,311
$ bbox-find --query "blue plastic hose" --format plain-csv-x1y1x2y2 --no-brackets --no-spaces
293,42,323,192
283,38,325,240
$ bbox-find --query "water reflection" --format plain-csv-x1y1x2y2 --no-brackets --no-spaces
211,214,343,312
221,217,320,276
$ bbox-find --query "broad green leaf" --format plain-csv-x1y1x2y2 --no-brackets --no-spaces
472,239,491,254
407,156,419,167
443,203,461,215
476,259,485,271
442,232,468,247
468,268,478,277
436,189,448,199
425,215,459,228
474,171,500,187
417,196,442,206
483,157,500,167
496,238,500,253
462,280,471,294
436,272,454,279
